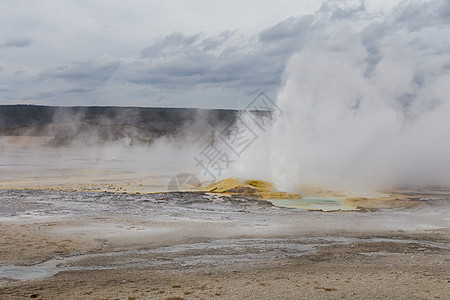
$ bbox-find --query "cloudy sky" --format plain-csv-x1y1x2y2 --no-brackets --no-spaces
0,0,447,108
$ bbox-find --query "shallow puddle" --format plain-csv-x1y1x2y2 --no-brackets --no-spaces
0,264,59,281
1,237,447,281
268,195,353,211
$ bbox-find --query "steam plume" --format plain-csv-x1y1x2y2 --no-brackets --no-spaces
233,0,450,191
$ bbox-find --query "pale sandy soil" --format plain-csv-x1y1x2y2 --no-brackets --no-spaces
1,243,449,300
0,189,449,299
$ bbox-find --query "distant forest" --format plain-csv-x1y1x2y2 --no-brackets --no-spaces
0,105,241,145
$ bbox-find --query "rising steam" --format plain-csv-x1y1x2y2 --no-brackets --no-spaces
232,0,450,191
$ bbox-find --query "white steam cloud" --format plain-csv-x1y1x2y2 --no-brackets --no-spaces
232,0,450,191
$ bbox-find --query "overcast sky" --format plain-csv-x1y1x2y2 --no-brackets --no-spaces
0,0,446,108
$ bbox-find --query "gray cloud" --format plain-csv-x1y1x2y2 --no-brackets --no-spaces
259,15,317,42
0,38,32,49
140,32,202,59
121,30,284,93
2,0,449,108
0,85,11,92
398,0,450,27
41,59,120,82
318,0,366,20
37,58,121,94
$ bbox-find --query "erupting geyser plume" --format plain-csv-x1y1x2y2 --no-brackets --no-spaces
233,0,450,192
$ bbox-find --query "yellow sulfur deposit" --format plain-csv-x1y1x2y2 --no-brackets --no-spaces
204,177,302,199
203,177,241,193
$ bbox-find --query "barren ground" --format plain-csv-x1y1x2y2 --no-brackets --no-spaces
0,189,448,299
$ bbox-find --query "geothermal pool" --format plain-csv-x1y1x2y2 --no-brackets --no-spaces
268,196,353,211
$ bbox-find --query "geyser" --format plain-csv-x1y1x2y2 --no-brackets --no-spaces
232,0,450,192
